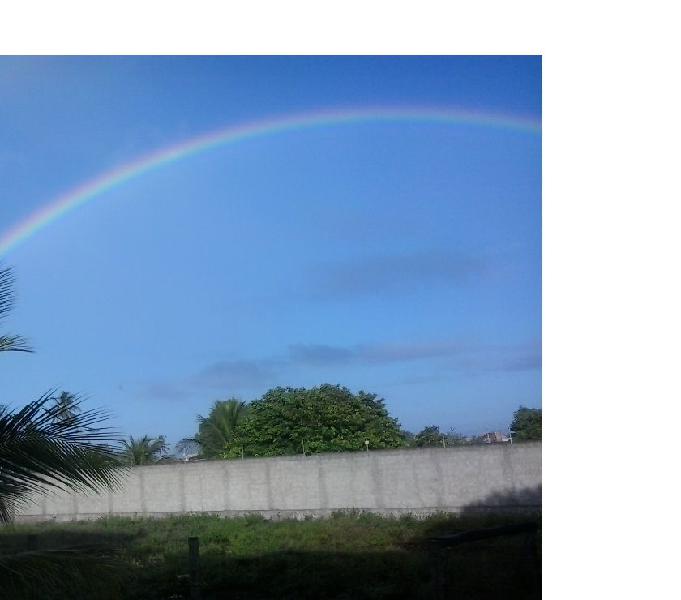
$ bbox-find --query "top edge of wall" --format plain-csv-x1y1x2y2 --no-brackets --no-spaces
136,442,542,469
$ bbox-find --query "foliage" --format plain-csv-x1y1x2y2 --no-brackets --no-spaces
410,425,471,447
400,429,415,444
446,428,471,446
228,384,405,457
1,267,123,523
192,398,249,458
0,266,31,353
0,513,541,600
175,437,201,460
50,391,81,423
119,435,167,465
0,395,123,522
0,265,126,599
510,406,542,441
412,425,445,447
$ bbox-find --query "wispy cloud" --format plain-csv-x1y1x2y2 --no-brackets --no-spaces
444,340,542,374
139,338,540,402
287,340,540,373
288,344,355,365
191,358,281,390
308,251,488,300
288,341,466,366
485,344,542,372
138,359,282,403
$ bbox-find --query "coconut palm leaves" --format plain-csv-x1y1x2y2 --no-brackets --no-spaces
119,435,167,465
0,266,31,353
1,265,122,522
193,399,249,458
0,394,123,523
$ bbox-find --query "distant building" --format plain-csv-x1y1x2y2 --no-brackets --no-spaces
480,431,511,444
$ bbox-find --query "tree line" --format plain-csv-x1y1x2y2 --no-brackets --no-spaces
1,264,541,508
34,385,543,465
118,386,542,465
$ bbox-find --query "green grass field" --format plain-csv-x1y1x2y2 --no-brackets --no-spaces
0,512,540,599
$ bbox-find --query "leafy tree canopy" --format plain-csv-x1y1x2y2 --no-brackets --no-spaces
510,406,542,441
410,425,470,448
413,425,443,447
229,384,405,458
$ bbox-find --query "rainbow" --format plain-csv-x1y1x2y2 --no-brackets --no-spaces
0,107,540,257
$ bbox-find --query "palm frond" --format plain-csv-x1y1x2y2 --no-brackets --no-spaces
196,399,248,457
0,393,124,522
0,266,32,353
0,265,15,319
119,435,167,465
0,334,32,353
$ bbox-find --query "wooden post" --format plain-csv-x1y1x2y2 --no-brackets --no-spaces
188,536,201,600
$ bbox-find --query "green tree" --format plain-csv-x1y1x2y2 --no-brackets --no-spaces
195,399,249,458
413,425,445,447
410,425,470,448
510,406,542,441
400,429,416,446
231,384,405,457
119,435,167,465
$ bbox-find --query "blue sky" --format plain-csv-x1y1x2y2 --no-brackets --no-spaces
0,56,541,444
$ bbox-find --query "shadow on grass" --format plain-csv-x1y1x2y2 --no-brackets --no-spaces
127,507,541,600
0,487,541,599
2,526,540,600
0,530,136,600
125,546,539,600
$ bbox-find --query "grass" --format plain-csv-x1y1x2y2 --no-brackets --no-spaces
0,512,540,599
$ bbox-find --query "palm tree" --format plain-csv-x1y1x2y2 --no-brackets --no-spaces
1,265,122,521
0,395,122,522
175,437,201,461
50,391,81,422
1,267,124,597
119,435,167,465
0,395,124,595
0,266,31,353
194,399,249,458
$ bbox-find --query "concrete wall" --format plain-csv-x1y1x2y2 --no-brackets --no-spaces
15,443,541,523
